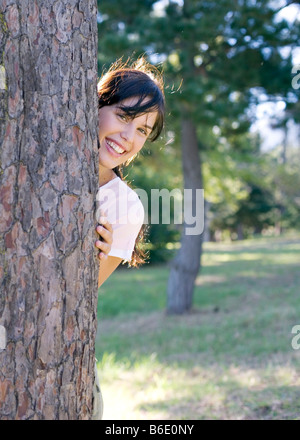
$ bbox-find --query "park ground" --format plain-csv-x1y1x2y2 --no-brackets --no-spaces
95,234,300,420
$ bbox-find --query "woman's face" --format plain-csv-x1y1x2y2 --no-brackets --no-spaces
98,97,158,171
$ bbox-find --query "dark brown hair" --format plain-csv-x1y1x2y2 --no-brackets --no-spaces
97,58,165,267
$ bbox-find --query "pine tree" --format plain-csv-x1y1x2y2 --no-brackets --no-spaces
0,1,99,419
96,0,299,313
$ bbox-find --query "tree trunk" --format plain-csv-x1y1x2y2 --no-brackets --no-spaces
237,223,244,240
166,116,203,314
0,0,99,420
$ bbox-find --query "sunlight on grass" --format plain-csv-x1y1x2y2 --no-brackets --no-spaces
96,235,300,420
207,252,262,264
97,353,300,420
97,353,178,420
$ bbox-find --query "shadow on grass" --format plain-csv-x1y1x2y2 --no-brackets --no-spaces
97,236,300,419
136,383,300,420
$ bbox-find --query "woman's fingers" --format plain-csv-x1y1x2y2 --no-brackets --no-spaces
95,239,110,261
95,238,111,254
96,224,112,245
95,217,113,259
95,242,109,261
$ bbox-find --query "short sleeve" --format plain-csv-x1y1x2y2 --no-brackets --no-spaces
96,178,145,262
109,198,144,260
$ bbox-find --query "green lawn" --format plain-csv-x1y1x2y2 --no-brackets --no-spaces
95,235,300,420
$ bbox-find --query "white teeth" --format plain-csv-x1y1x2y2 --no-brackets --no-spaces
107,139,125,154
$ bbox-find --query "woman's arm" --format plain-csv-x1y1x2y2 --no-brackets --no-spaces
98,255,122,288
95,218,122,287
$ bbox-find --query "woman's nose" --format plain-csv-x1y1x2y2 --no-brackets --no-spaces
120,122,135,143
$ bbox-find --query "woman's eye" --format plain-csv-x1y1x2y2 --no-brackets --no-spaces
117,113,127,121
138,128,147,136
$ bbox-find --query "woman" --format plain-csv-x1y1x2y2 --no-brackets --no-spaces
92,58,165,419
95,58,165,286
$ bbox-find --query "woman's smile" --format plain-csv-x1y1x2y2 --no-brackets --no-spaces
98,97,158,177
105,137,127,156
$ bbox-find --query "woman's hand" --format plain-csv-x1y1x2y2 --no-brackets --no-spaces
95,215,122,288
95,216,113,260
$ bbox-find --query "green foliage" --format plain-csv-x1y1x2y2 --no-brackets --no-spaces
233,184,279,231
125,137,183,263
97,0,157,69
263,145,300,231
97,0,300,253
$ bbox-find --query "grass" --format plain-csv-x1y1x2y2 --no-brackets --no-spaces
95,234,300,420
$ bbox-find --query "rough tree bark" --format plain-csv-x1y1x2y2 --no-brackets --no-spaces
0,0,99,419
166,115,203,314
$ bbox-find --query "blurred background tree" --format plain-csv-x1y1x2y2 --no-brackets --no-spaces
97,0,299,313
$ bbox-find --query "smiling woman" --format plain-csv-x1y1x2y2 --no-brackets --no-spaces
96,58,165,281
98,97,158,178
93,58,165,420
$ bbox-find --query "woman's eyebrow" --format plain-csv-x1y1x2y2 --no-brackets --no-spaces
116,105,154,131
142,123,153,131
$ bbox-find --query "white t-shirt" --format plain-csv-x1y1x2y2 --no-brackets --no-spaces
96,177,145,261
